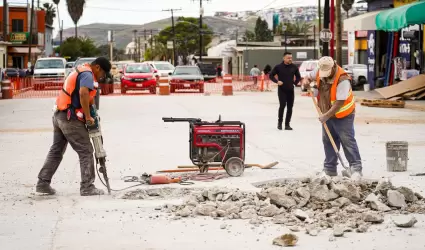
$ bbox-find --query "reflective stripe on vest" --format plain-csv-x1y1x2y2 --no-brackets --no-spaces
316,66,355,118
56,64,96,111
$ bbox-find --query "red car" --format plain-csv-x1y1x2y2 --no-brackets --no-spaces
120,63,159,94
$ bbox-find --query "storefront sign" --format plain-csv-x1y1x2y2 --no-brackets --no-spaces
10,32,29,44
393,0,417,8
367,31,376,89
355,31,368,38
399,25,419,64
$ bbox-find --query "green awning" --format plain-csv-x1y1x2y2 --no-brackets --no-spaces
376,0,425,31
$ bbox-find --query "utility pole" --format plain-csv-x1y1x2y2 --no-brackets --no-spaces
318,0,321,57
109,30,114,61
162,8,181,66
143,29,147,60
28,0,35,67
132,30,137,61
322,0,330,57
3,0,7,44
192,0,211,62
330,0,335,58
335,0,342,65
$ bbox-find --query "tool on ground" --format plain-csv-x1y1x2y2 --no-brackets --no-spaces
123,173,194,185
157,167,225,173
308,91,351,177
176,161,279,170
86,105,112,194
162,115,246,177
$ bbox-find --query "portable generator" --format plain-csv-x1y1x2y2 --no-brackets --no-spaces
162,115,246,177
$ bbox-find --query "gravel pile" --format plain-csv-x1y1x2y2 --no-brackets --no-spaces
162,176,424,236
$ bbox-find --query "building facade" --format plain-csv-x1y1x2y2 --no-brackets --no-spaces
0,5,46,69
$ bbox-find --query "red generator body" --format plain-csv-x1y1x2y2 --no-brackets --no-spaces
162,115,246,176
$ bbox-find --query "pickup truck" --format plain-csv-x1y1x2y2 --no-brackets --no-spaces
33,57,67,90
343,64,368,90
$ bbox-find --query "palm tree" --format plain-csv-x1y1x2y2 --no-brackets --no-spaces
43,3,56,26
301,22,313,46
66,0,86,38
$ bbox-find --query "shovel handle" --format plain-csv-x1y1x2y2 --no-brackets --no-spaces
308,90,348,170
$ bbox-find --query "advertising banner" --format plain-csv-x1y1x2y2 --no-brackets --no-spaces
367,31,376,89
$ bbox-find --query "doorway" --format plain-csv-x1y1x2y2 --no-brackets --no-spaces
12,56,24,69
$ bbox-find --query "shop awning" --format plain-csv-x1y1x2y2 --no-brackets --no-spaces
376,1,425,32
343,11,380,31
10,47,42,54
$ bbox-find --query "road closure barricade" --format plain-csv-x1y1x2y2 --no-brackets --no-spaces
222,74,233,96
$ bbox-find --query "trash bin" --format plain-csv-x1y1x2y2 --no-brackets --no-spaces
386,141,408,172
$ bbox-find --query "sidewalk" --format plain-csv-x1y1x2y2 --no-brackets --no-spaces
354,90,425,112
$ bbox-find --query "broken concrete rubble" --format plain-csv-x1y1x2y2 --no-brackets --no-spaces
127,177,425,241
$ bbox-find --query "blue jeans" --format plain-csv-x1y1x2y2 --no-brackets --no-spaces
322,114,362,174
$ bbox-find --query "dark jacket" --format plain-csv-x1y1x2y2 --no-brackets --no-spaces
263,64,272,75
270,62,301,91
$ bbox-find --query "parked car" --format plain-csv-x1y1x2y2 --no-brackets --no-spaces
145,61,175,79
120,63,157,94
73,57,96,68
169,66,204,93
33,57,67,90
65,61,74,77
343,64,368,90
3,68,19,77
197,63,217,82
298,60,318,92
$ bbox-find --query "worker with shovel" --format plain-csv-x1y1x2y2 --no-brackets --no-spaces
302,56,362,181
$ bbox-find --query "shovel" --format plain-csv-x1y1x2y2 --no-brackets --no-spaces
309,90,352,178
177,161,279,170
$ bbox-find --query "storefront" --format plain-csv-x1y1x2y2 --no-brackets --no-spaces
374,0,425,88
7,32,42,69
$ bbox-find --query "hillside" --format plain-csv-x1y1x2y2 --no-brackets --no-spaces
59,16,255,49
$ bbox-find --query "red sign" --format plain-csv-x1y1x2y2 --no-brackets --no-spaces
355,31,368,38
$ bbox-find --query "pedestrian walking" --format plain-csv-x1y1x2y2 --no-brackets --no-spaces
217,64,222,79
250,65,261,86
302,56,362,181
269,52,301,130
36,57,112,196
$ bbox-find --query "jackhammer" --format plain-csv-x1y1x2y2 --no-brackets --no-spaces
86,105,111,194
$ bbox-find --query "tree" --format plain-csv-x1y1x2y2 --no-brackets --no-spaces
254,17,273,42
66,0,86,38
59,37,99,60
243,30,255,42
42,3,56,26
156,17,213,63
97,44,126,61
144,41,168,61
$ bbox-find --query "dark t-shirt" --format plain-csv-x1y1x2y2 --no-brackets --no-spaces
270,63,301,92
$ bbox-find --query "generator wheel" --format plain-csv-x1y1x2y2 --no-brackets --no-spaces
224,157,245,177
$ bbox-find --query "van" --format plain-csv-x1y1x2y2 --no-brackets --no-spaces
33,57,67,90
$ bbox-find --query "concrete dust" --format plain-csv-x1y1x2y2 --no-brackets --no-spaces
121,176,425,242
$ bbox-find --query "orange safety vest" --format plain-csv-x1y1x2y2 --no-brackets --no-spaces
316,66,355,119
56,64,98,121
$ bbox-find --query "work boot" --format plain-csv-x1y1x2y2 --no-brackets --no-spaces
36,181,56,195
285,125,293,130
350,171,363,182
277,122,283,130
80,186,105,196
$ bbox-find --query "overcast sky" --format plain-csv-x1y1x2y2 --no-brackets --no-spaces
8,0,318,33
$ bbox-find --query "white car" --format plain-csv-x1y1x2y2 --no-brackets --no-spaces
33,57,67,90
144,61,175,79
298,60,318,92
343,64,368,90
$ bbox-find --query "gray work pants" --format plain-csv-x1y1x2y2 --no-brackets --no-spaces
38,111,95,191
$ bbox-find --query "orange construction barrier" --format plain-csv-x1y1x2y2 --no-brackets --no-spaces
1,79,13,99
222,74,233,96
158,82,170,95
260,73,265,92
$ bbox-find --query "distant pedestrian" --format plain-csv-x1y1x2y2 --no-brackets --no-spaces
217,64,222,79
270,52,301,130
250,65,261,86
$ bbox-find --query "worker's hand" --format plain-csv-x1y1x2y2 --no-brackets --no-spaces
318,114,330,124
86,116,95,126
277,81,283,86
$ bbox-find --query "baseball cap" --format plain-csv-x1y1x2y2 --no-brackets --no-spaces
318,56,335,78
93,57,112,80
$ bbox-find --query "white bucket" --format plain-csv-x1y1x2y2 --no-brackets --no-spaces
363,84,370,92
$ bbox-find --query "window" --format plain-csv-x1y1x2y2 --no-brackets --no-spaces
125,64,152,73
11,19,24,32
34,59,65,69
173,67,201,75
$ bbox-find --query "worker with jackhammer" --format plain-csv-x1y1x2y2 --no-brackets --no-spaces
36,57,112,196
302,56,362,181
